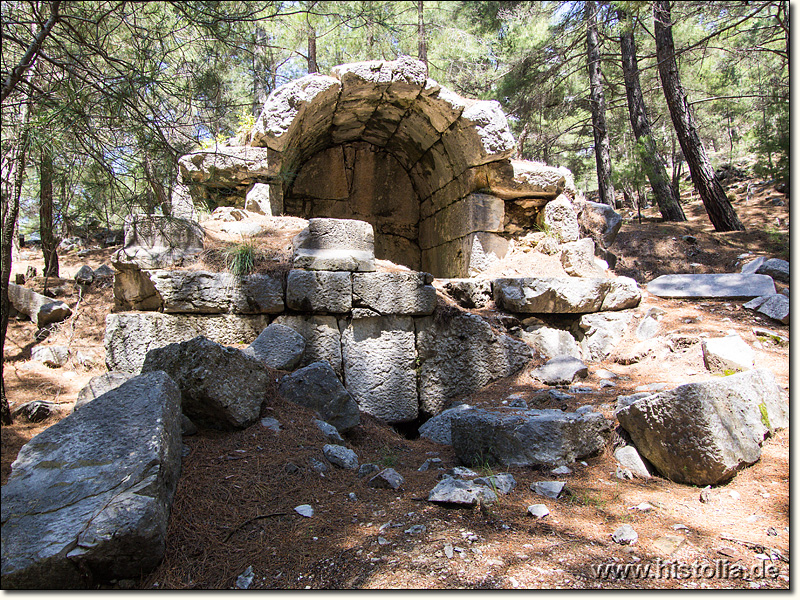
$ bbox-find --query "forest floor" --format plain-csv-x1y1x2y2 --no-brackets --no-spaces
1,175,790,590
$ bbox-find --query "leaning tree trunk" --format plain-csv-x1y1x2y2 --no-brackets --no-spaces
39,145,59,277
586,1,616,208
618,9,685,222
653,0,745,231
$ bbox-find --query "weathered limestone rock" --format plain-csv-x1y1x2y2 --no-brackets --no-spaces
744,294,789,324
179,146,278,188
518,324,582,360
485,159,565,201
74,372,137,412
636,307,665,341
451,407,612,468
701,334,755,373
614,446,652,479
742,257,789,283
244,323,306,371
560,239,606,278
1,371,182,588
251,74,342,150
576,200,623,248
112,214,204,269
530,355,588,385
473,473,517,495
576,311,635,362
418,404,473,445
7,283,72,328
422,231,509,278
427,478,498,506
493,277,639,314
416,312,533,415
339,315,418,423
278,361,360,432
10,400,56,423
286,269,353,313
292,218,376,272
141,336,272,430
74,265,95,286
616,369,788,485
439,279,492,309
368,468,405,490
646,273,776,299
245,182,275,215
30,345,70,368
105,312,270,373
272,315,343,377
352,272,436,316
114,268,285,314
323,444,359,470
541,194,580,243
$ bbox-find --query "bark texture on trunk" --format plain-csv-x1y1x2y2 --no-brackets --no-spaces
39,146,59,277
586,1,616,207
653,0,745,232
619,9,685,222
418,1,428,67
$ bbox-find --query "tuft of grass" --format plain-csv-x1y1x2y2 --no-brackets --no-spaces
224,242,257,276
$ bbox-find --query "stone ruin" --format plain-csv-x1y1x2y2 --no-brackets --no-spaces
2,57,789,588
173,55,607,278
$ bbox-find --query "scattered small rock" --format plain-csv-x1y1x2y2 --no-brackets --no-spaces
369,468,405,490
551,466,572,475
260,417,282,432
530,481,565,499
314,419,344,443
235,566,254,590
294,505,314,518
358,463,381,478
473,473,517,495
527,504,550,519
418,458,443,472
404,524,426,535
323,444,359,470
612,524,638,545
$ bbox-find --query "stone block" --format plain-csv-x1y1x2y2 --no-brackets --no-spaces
485,159,566,200
7,283,72,328
286,269,352,313
340,315,418,423
541,194,580,243
279,362,360,432
416,312,532,416
418,193,505,250
1,372,182,588
272,314,343,377
352,272,436,316
451,407,612,468
104,312,270,373
701,334,755,373
244,323,306,371
292,218,376,272
646,273,776,299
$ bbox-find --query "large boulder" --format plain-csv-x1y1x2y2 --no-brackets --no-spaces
451,407,612,468
418,404,474,445
485,159,565,201
416,312,533,415
105,312,270,373
616,369,789,485
278,361,360,432
1,371,182,588
7,283,72,328
576,199,623,249
74,372,137,412
141,336,272,430
244,323,306,371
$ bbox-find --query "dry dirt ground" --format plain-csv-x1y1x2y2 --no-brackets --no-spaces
1,177,790,590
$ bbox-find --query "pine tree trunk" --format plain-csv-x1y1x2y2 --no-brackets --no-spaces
417,1,428,67
618,9,685,221
653,0,745,231
39,146,59,277
586,1,615,207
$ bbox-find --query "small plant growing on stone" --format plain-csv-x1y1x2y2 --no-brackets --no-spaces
225,242,257,276
758,403,771,430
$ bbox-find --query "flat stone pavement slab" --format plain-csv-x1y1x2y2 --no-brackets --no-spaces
646,273,775,299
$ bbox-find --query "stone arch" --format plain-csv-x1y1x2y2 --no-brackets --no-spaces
177,57,572,277
248,56,516,275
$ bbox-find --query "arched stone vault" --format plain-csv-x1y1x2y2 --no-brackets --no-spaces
177,57,572,277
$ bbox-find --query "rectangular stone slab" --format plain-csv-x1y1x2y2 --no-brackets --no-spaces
646,274,775,299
